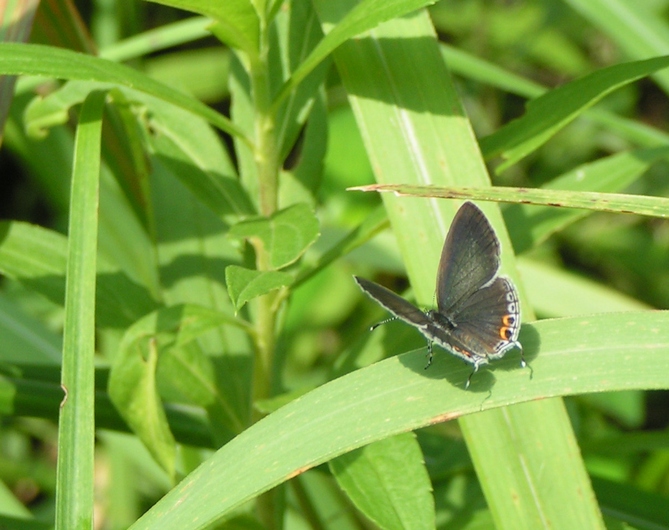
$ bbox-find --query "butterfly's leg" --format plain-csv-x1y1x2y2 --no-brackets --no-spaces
516,341,534,380
370,316,398,331
464,362,482,390
424,341,433,369
517,341,526,368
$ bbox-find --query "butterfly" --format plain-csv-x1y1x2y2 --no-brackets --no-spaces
355,201,524,388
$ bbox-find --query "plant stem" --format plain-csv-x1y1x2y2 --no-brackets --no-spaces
249,9,283,530
249,5,280,415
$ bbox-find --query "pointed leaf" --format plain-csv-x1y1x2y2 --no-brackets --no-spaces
0,43,245,139
0,221,158,329
274,0,438,107
148,0,260,57
330,433,434,530
480,55,669,170
225,266,292,311
109,304,232,475
228,203,320,269
109,331,176,478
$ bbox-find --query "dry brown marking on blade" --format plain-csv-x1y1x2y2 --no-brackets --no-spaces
427,411,461,426
286,465,314,480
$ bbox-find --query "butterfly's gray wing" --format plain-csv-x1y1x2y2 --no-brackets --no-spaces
354,276,430,328
436,202,501,316
438,277,521,363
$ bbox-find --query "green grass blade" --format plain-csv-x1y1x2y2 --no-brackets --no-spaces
591,475,669,528
273,0,438,109
0,221,159,329
127,311,669,530
461,401,598,528
479,55,669,170
313,2,604,529
565,0,669,93
99,17,212,62
441,43,669,148
504,147,669,253
518,258,649,318
54,90,106,530
0,43,246,140
355,184,669,218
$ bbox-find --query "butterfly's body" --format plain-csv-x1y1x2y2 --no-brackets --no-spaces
355,201,524,388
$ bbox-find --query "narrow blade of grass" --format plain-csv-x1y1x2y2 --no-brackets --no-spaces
565,0,669,93
354,184,669,218
55,90,106,530
479,55,669,170
314,2,604,529
0,43,247,141
128,311,669,530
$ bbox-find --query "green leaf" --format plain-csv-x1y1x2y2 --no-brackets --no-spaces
591,475,669,529
56,90,106,530
146,93,256,221
280,91,328,206
98,17,212,63
225,266,292,311
0,294,61,365
480,55,669,170
150,156,255,440
353,184,669,219
24,81,90,139
565,0,669,93
0,221,159,329
108,304,232,476
273,0,438,108
128,311,669,530
228,203,320,269
23,79,255,223
503,146,669,253
518,258,649,319
0,43,246,140
158,341,244,443
109,328,176,478
314,3,603,528
0,515,52,530
330,433,434,530
0,0,30,144
0,363,215,448
440,42,669,149
148,0,260,57
273,0,330,166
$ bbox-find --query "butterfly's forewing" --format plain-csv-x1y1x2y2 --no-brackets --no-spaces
354,276,430,328
436,202,501,315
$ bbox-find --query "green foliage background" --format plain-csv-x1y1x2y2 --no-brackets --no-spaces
0,0,669,529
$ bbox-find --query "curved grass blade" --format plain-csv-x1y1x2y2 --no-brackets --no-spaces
129,311,669,530
0,43,247,141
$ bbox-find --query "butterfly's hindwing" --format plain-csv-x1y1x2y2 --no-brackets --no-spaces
446,276,521,360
